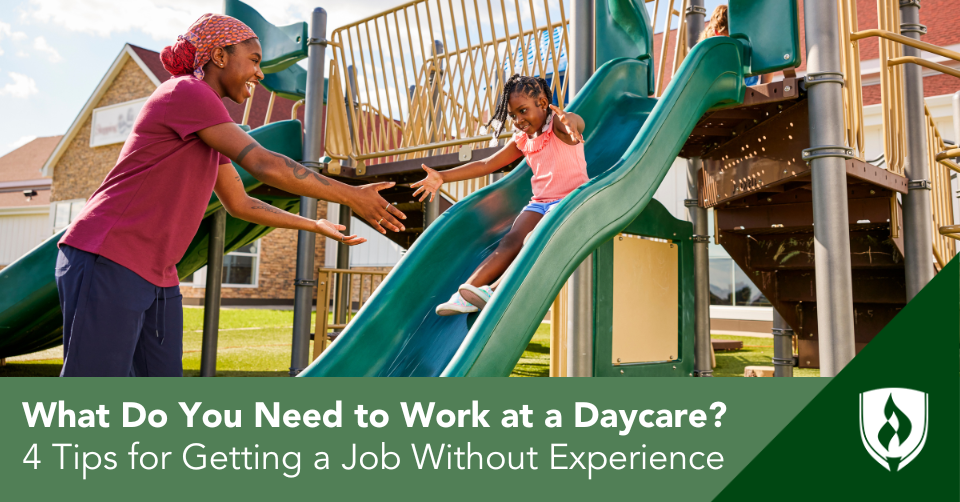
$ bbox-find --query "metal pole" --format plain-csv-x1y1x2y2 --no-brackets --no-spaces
685,186,712,377
900,1,933,301
200,208,226,377
802,0,856,377
290,8,328,376
568,0,594,95
685,0,711,377
424,41,444,228
685,0,706,48
336,205,352,324
567,254,593,377
566,0,595,377
772,309,794,377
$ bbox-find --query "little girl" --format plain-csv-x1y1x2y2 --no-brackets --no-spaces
411,74,587,316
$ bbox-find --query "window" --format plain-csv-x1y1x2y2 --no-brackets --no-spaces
181,240,261,288
223,241,259,286
706,209,770,307
51,199,86,234
708,257,771,307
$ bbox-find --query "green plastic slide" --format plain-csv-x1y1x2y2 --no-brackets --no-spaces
300,36,746,377
0,120,303,359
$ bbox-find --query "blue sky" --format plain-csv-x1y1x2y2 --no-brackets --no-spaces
0,0,726,157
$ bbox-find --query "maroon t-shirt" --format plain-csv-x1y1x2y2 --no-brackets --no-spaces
61,75,233,287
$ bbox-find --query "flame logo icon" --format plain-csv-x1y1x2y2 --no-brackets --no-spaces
860,388,928,472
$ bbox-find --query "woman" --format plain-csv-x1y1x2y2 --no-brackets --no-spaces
56,14,406,377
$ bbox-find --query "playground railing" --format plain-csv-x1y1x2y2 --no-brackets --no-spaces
323,0,572,175
649,0,690,97
313,267,390,360
841,0,959,264
925,104,957,269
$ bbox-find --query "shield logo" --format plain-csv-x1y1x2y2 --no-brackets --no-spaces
859,388,928,472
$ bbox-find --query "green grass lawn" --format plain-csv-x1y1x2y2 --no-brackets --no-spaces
0,308,814,378
712,334,820,377
0,308,552,377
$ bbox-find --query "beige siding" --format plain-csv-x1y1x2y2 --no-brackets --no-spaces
0,210,50,265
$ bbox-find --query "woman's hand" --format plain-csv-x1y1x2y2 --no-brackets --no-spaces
410,165,444,202
314,219,366,246
549,104,585,144
347,182,407,235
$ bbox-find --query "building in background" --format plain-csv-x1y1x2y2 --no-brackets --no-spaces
13,1,959,315
0,136,60,271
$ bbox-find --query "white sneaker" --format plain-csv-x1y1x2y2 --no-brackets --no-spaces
436,291,479,316
458,284,494,310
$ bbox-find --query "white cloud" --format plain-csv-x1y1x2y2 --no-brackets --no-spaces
0,20,28,41
1,135,38,156
16,50,28,58
20,0,400,42
0,72,39,98
33,36,61,62
0,19,28,57
23,0,216,40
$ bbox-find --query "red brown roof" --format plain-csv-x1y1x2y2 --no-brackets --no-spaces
129,44,169,83
0,136,61,183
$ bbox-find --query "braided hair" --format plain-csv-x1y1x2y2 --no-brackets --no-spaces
487,74,552,140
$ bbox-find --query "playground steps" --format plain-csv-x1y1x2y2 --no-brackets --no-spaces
683,80,912,369
712,339,744,351
744,366,775,377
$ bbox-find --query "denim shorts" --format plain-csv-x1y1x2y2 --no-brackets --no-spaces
522,199,561,215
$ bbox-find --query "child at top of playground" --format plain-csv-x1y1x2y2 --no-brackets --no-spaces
411,74,587,316
54,14,408,376
700,4,772,85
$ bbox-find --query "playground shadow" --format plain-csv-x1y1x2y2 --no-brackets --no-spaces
0,363,289,377
0,362,62,377
182,370,289,377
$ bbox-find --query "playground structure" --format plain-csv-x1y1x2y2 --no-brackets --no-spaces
0,0,956,378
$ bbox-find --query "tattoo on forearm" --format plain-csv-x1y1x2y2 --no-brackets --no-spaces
268,151,331,186
250,203,286,215
235,143,257,163
234,175,241,183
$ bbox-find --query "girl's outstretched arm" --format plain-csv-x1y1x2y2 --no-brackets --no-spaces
549,104,585,145
411,140,523,202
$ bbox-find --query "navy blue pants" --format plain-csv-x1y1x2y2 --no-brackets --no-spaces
55,245,183,377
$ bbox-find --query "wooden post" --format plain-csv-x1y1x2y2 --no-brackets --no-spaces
549,284,568,377
313,270,330,361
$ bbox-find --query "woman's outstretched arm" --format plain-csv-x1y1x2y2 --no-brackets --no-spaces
212,162,366,245
197,122,406,235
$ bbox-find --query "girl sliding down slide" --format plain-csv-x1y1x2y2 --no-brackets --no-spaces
411,74,587,316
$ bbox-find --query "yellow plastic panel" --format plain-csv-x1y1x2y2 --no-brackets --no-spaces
612,234,679,364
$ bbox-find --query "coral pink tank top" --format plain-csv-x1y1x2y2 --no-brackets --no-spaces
513,114,589,203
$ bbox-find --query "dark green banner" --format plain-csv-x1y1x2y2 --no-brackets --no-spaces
1,262,956,501
2,378,823,500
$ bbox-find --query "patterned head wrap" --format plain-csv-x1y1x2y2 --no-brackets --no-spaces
160,14,258,79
